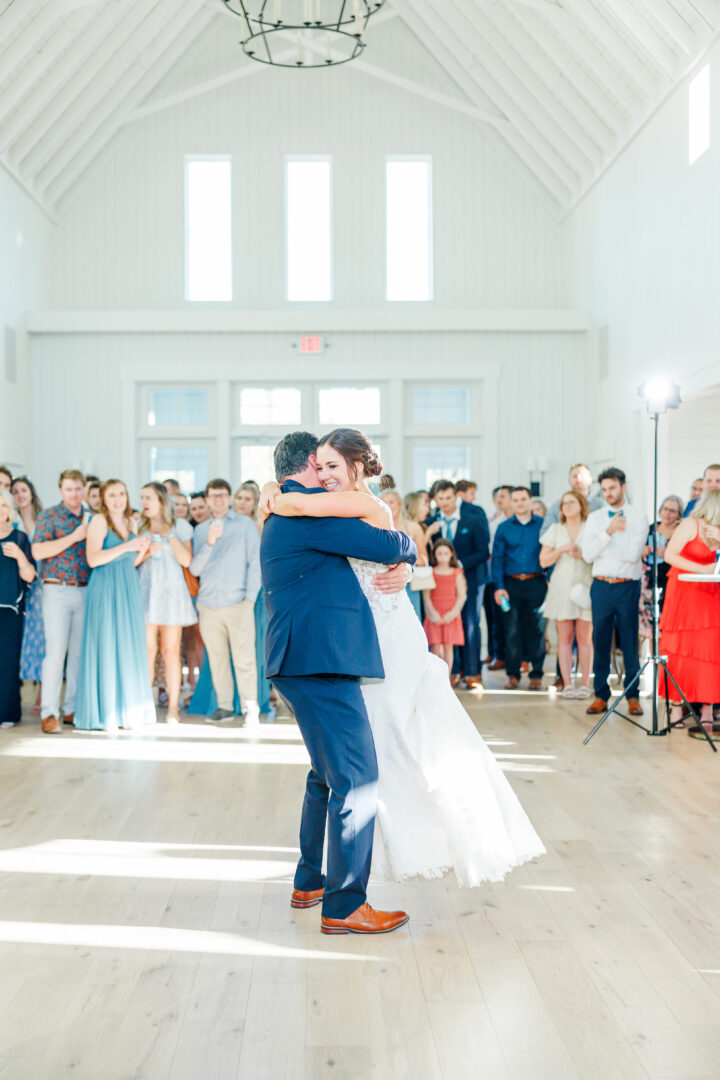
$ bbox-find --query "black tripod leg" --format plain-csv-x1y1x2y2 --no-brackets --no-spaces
663,665,716,752
583,666,648,745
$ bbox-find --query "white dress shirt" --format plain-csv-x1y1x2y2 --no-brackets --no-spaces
489,512,506,553
580,503,649,580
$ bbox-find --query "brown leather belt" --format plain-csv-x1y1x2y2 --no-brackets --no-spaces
595,576,632,584
43,578,88,588
507,573,544,580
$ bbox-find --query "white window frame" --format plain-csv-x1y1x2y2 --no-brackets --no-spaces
385,155,434,303
689,64,710,165
405,382,478,432
137,384,216,439
314,382,386,433
140,439,216,494
285,155,334,303
184,154,233,304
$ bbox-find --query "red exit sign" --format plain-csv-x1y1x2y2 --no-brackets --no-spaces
298,335,325,355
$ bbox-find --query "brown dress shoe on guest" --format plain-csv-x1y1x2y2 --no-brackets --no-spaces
585,698,608,715
627,699,644,716
321,902,409,936
41,716,61,734
504,676,519,690
291,886,324,909
450,674,462,688
62,713,74,726
528,679,543,690
488,659,505,671
553,675,564,691
465,676,483,691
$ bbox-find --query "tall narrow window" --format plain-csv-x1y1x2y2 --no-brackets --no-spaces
386,158,432,302
689,65,710,165
185,157,232,302
286,158,332,302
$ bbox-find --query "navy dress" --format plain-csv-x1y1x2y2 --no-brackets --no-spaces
75,531,155,731
0,529,34,726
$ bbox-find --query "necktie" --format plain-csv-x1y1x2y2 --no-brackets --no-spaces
442,515,454,539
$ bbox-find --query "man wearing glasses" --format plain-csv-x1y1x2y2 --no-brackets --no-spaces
540,464,605,539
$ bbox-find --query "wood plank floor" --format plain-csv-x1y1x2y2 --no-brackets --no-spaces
1,676,720,1079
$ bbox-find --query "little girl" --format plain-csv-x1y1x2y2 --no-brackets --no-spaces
423,539,467,672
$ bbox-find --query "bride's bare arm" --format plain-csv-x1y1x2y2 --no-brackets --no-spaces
271,491,390,529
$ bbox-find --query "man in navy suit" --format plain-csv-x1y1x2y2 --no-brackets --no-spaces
429,480,490,689
261,432,417,936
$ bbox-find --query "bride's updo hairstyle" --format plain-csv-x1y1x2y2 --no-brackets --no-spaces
317,428,383,480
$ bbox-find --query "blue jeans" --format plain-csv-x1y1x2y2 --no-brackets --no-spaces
590,578,641,701
41,583,86,719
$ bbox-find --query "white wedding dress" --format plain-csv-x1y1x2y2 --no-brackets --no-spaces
349,500,546,887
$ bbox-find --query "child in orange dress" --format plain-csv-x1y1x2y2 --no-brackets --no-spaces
423,539,467,672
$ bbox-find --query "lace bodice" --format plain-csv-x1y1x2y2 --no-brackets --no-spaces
348,497,405,614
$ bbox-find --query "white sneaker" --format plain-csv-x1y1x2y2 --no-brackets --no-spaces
244,702,260,728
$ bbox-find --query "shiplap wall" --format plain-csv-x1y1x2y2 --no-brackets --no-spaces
28,328,589,507
666,387,720,499
0,170,51,472
50,33,566,311
563,38,720,512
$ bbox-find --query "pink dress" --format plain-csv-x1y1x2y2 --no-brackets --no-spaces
424,569,465,646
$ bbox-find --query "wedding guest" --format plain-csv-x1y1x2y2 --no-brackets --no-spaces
137,482,196,725
382,489,428,620
689,477,703,504
190,479,261,724
0,466,12,491
190,492,210,526
456,480,478,505
539,491,593,699
532,499,547,518
0,490,35,728
86,482,102,513
11,476,45,710
660,490,720,733
405,490,431,527
431,480,490,690
75,481,155,731
684,463,720,517
229,482,273,715
541,464,605,538
493,486,547,690
581,467,648,717
164,478,181,498
379,473,396,493
486,485,514,672
424,539,467,673
173,493,190,521
639,495,684,639
32,469,89,733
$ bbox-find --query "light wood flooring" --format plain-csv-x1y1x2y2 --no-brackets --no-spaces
1,675,720,1080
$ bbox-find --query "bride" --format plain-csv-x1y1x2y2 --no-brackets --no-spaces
262,427,545,887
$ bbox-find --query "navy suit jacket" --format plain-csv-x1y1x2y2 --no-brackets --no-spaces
261,481,417,680
428,502,490,588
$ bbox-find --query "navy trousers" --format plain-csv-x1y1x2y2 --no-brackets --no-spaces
503,576,547,680
452,577,482,677
272,674,378,919
590,578,641,701
0,610,23,725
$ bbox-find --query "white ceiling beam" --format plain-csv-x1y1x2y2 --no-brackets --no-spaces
439,1,589,187
2,0,157,163
0,0,64,77
640,0,704,53
481,0,619,157
129,57,282,120
685,0,720,30
0,0,44,58
48,3,214,210
567,0,662,99
392,0,570,207
0,152,54,221
600,0,681,77
448,0,597,177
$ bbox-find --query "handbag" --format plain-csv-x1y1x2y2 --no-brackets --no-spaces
409,564,436,592
183,564,200,597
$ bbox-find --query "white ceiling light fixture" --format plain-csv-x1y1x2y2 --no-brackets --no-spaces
222,0,385,67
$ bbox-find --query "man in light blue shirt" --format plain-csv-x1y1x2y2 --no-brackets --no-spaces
191,478,261,724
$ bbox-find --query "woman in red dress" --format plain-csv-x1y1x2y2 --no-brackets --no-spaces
423,539,467,673
660,491,720,731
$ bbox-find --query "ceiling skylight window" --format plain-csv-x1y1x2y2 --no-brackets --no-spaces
185,157,233,302
689,65,710,165
386,158,433,302
286,158,332,302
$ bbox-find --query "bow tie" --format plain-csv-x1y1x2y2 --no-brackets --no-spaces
608,510,622,517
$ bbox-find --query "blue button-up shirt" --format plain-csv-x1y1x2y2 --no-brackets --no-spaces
190,511,261,609
492,514,545,590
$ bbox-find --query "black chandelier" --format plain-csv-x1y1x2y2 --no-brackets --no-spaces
222,1,385,68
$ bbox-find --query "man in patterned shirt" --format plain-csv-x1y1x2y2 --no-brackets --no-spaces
32,470,90,733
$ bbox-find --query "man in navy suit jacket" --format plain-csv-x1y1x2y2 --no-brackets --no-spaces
429,480,490,688
261,433,417,935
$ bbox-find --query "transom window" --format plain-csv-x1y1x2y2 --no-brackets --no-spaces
148,446,208,493
413,386,470,425
413,444,470,490
318,387,381,426
239,388,302,427
148,388,208,427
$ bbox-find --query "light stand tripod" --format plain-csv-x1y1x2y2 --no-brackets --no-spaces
584,386,716,752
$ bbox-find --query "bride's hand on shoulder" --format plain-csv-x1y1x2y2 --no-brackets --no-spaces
259,481,282,523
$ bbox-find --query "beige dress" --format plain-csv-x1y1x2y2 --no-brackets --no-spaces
542,522,593,622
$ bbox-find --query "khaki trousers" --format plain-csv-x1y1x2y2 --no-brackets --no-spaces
197,598,257,711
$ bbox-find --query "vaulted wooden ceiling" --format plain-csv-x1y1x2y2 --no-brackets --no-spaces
1,0,718,220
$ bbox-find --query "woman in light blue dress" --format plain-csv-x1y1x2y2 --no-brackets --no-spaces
75,481,156,732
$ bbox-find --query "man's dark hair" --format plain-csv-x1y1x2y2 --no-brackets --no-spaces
190,491,206,502
598,467,626,486
511,485,532,497
493,484,512,496
455,480,477,494
204,478,232,496
274,431,319,482
433,480,456,496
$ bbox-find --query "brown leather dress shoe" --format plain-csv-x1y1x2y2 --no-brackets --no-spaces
62,713,74,726
291,886,324,909
321,902,409,935
450,674,462,688
627,698,644,716
504,676,519,690
41,716,61,734
528,678,543,690
487,659,505,671
585,698,607,715
553,675,564,691
465,676,483,691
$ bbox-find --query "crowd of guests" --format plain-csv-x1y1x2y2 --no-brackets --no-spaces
1,457,719,735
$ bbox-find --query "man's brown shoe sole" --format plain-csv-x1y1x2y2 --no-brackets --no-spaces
321,914,410,935
290,888,324,909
